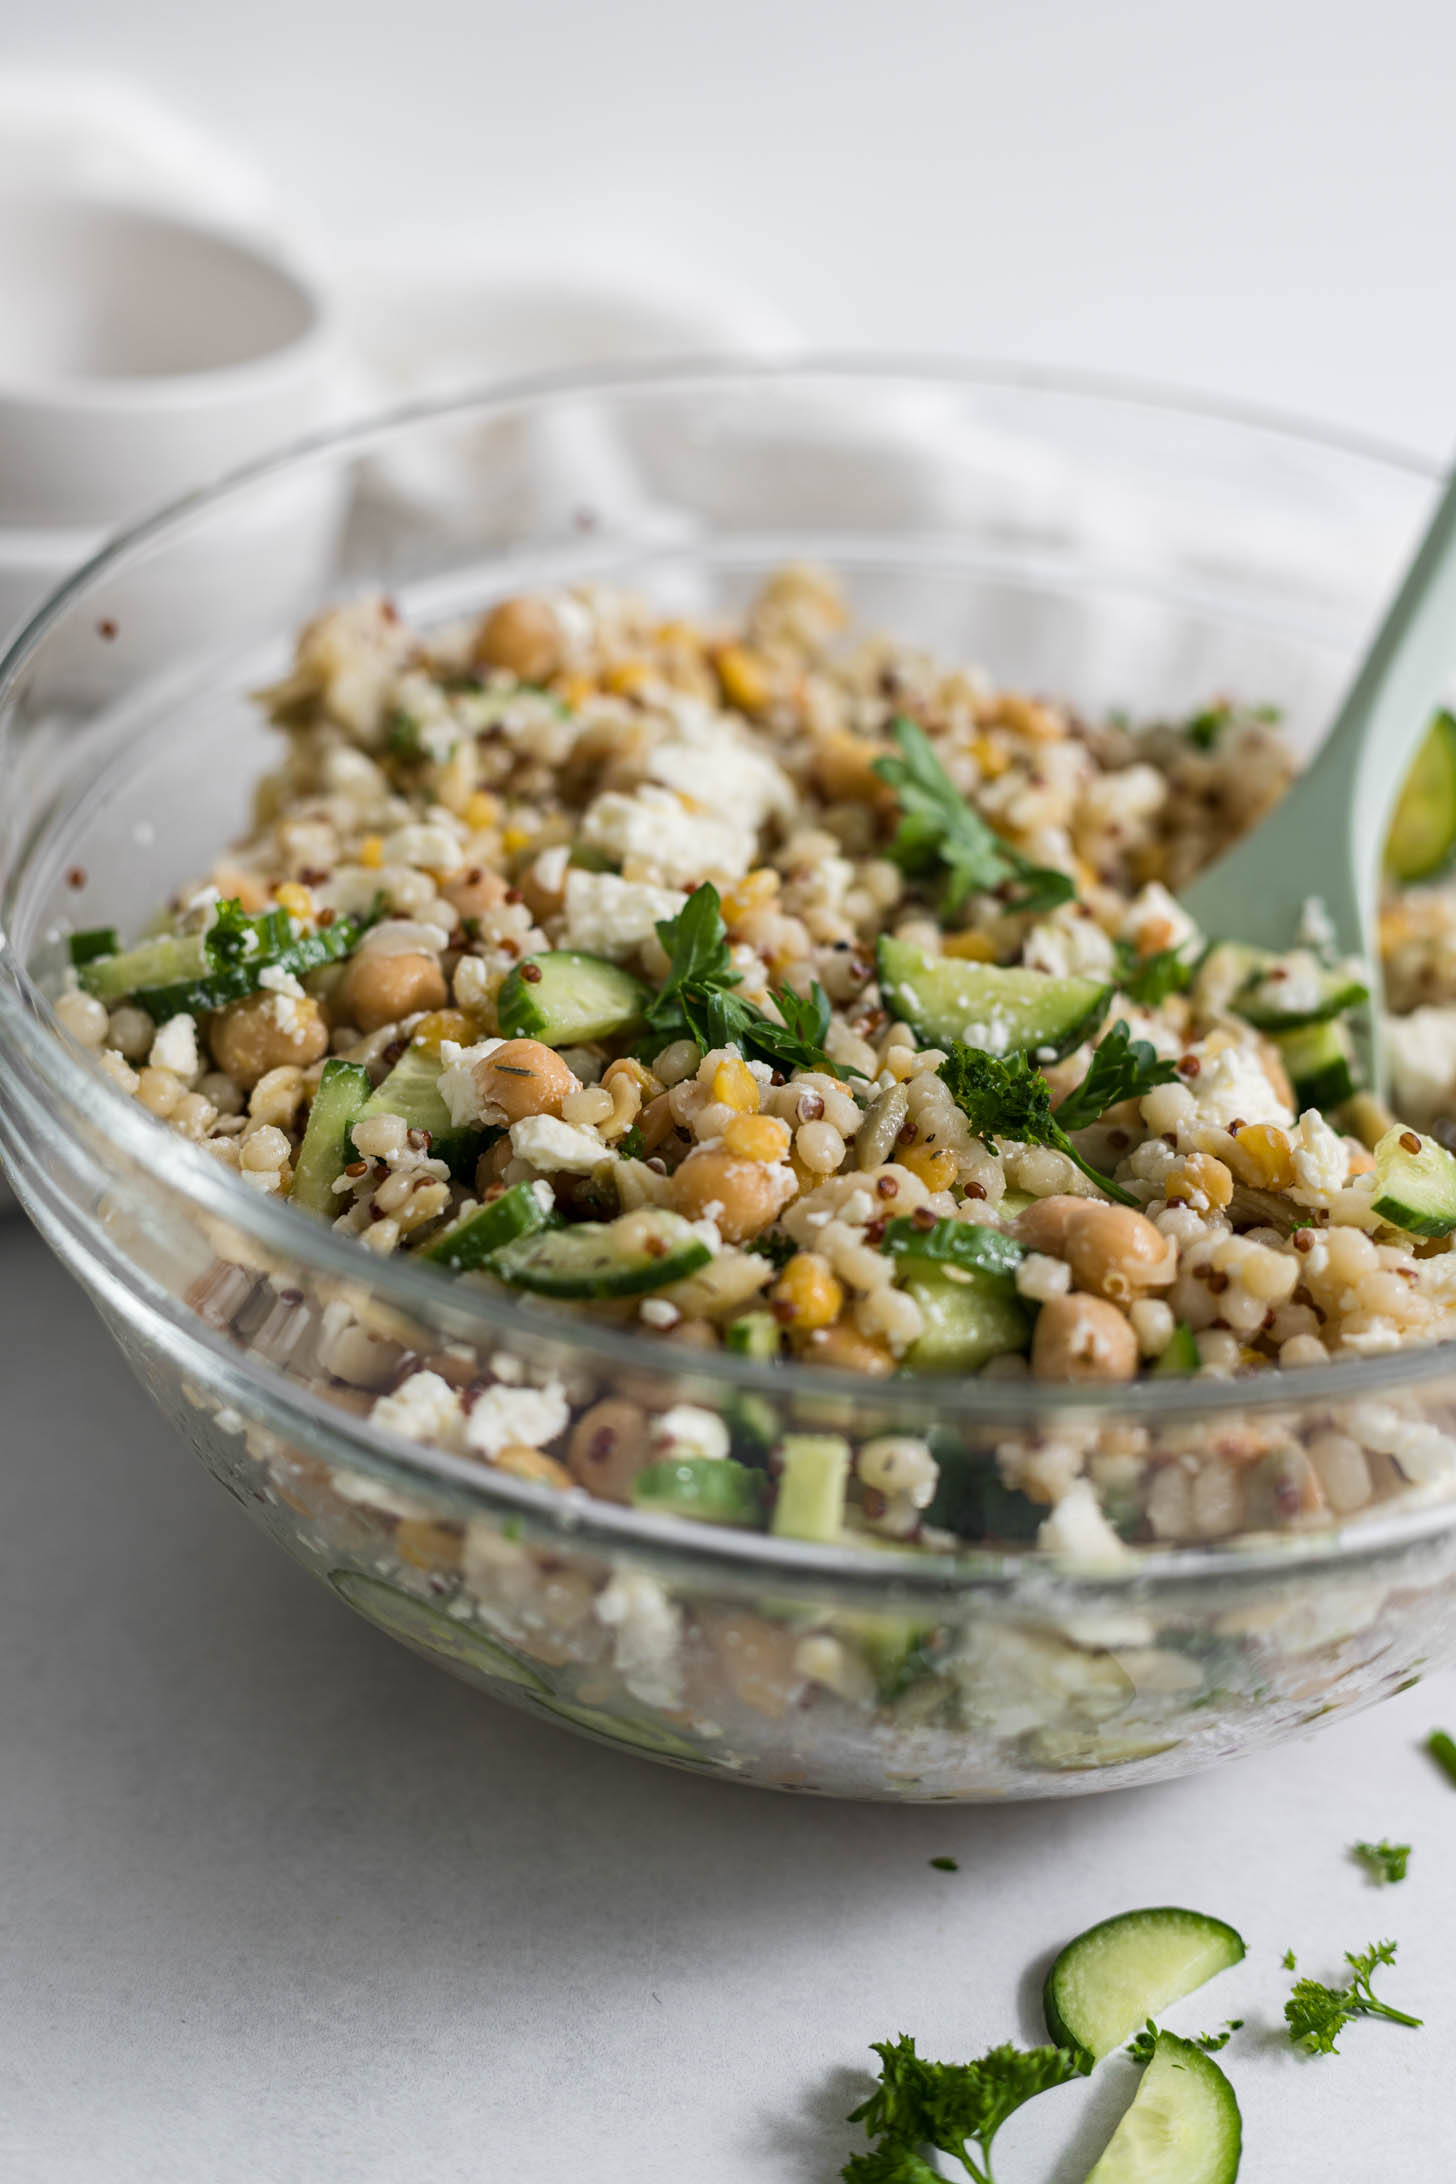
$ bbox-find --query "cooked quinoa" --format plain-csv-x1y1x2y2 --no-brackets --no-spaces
51,566,1456,1556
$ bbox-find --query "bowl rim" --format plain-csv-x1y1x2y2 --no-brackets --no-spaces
5,352,1455,1583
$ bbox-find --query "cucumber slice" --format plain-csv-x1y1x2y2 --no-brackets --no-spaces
290,1057,373,1215
771,1434,850,1542
67,925,120,968
327,1571,547,1691
80,900,368,1019
922,1443,1044,1541
1083,2032,1241,2184
353,1042,482,1174
903,1265,1031,1373
1151,1321,1201,1376
876,937,1112,1061
497,950,648,1046
1386,707,1456,885
1370,1123,1456,1237
420,1179,553,1270
1231,950,1367,1034
533,1696,706,1762
488,1207,711,1298
881,1213,1024,1286
631,1456,767,1526
724,1309,782,1360
1275,1018,1356,1111
1044,1907,1247,2064
78,926,212,1002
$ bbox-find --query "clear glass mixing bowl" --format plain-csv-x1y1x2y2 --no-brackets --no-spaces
5,360,1456,1802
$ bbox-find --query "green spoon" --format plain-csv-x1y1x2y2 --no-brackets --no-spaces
1179,464,1456,1081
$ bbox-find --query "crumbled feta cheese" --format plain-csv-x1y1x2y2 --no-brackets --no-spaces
1036,1478,1130,1561
509,1113,613,1174
435,1036,504,1127
1385,1006,1456,1127
639,1297,681,1329
1191,1043,1292,1129
464,1380,570,1458
1023,913,1117,980
1016,1252,1073,1302
650,1405,730,1463
561,869,687,961
370,1370,465,1448
381,821,464,871
148,1012,198,1077
579,786,755,886
594,1570,683,1708
257,964,306,999
1289,1109,1349,1204
1120,881,1200,957
644,703,797,832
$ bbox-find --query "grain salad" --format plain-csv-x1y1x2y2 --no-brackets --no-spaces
51,567,1456,1562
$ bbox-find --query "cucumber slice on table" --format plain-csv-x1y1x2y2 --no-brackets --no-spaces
290,1057,373,1215
1083,2032,1241,2184
420,1179,554,1270
1274,1018,1356,1112
497,950,649,1046
327,1571,547,1691
1386,707,1456,884
1044,1906,1246,2064
876,938,1112,1060
771,1433,850,1542
353,1042,482,1174
903,1265,1031,1373
488,1207,711,1298
631,1456,767,1526
1370,1123,1456,1237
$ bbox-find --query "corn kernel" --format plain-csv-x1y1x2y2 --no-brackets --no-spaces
395,1519,462,1573
1224,1122,1295,1191
654,619,701,646
502,825,533,855
772,1252,844,1332
493,1444,574,1490
941,930,997,962
970,733,1010,778
604,657,652,696
902,1146,958,1193
558,673,594,710
359,834,384,869
723,1113,792,1163
274,880,314,923
722,866,780,923
464,790,501,831
714,643,773,712
712,1056,760,1113
813,729,894,805
411,1008,476,1052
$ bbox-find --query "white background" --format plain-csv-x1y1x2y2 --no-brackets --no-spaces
4,4,1456,2180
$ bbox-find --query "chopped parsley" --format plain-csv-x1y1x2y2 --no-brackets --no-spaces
1125,2018,1241,2065
1114,939,1197,1007
1425,1728,1456,1786
928,1856,959,1872
1183,698,1282,751
385,708,425,761
939,1020,1178,1205
1282,1948,1298,1971
642,883,862,1080
746,1230,797,1271
872,717,1075,916
1352,1840,1411,1886
1284,1940,1423,2056
615,1124,645,1162
843,2034,1088,2184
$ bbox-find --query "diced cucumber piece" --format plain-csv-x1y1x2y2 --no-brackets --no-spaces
724,1389,780,1455
631,1456,767,1527
290,1058,373,1215
1386,707,1456,885
1230,950,1367,1033
78,899,367,1018
881,1213,1024,1286
1083,2032,1241,2184
771,1434,850,1542
1275,1018,1356,1111
1043,1906,1247,2064
834,1610,942,1703
327,1570,547,1691
497,950,649,1046
420,1179,553,1270
724,1310,782,1359
921,1442,1043,1541
67,926,119,968
533,1696,706,1762
488,1207,711,1298
1152,1321,1201,1376
353,1042,480,1174
1370,1123,1456,1237
903,1265,1031,1373
876,937,1112,1061
78,926,212,1002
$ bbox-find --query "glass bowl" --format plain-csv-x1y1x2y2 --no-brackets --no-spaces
5,360,1456,1803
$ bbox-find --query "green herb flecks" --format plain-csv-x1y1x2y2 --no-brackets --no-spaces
1426,1728,1456,1785
1114,939,1197,1007
1125,2018,1242,2065
843,2034,1088,2184
929,1856,959,1872
1284,1940,1423,2056
1352,1840,1411,1886
642,883,863,1080
872,717,1075,917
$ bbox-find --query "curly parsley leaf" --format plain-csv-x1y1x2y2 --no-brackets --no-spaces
1425,1727,1456,1786
1114,939,1197,1007
643,884,863,1079
1352,1839,1411,1885
845,2034,1088,2184
1125,2018,1241,2065
938,1020,1176,1205
615,1124,645,1162
842,2149,944,2184
872,717,1075,916
746,1230,797,1271
1284,1940,1423,2056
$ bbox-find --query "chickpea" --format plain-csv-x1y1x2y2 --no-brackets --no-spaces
442,866,509,924
670,1147,795,1242
1013,1194,1082,1256
1031,1294,1139,1382
567,1397,651,1503
808,1323,896,1376
336,950,448,1034
474,595,561,683
1016,1195,1172,1304
209,990,329,1090
474,1038,577,1123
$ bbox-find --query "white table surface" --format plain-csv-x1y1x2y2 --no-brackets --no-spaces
1,1213,1451,2183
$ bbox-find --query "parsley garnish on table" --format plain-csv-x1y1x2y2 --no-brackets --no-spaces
872,716,1075,915
842,2035,1088,2184
1284,1940,1423,2056
939,1020,1178,1205
1352,1839,1411,1886
641,883,862,1079
1125,2018,1242,2064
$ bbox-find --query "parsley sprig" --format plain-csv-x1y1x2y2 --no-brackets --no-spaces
843,2034,1088,2184
939,1020,1178,1205
1284,1940,1423,2056
1125,2018,1241,2065
872,717,1075,916
641,883,862,1080
1114,939,1197,1007
1352,1840,1411,1886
